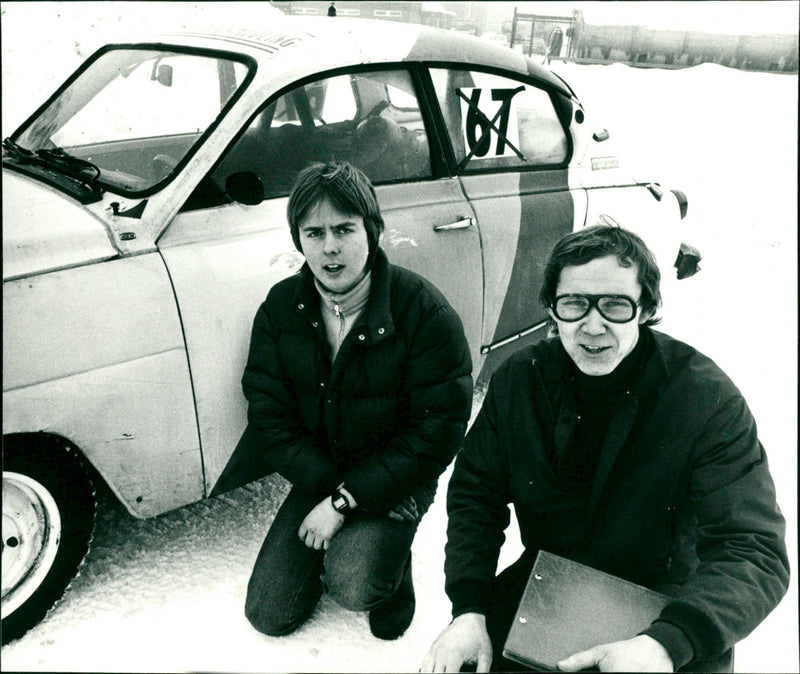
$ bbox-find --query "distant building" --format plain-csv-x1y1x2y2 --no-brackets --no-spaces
273,1,482,30
270,1,797,72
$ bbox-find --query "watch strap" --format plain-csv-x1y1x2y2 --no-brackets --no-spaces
331,491,352,515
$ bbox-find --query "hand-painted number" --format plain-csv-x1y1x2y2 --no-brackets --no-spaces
461,86,524,159
465,89,492,157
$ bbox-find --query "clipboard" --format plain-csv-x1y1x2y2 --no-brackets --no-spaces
503,550,669,671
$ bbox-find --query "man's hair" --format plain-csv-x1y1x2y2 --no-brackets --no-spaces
287,161,384,258
539,223,662,326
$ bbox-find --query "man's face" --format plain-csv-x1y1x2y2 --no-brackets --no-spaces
549,255,649,376
298,196,370,294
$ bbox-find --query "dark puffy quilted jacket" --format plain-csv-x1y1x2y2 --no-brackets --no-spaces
224,248,473,513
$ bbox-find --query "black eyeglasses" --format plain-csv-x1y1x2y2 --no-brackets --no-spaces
552,294,639,323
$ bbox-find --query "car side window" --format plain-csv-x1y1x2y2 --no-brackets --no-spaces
183,69,432,211
430,68,568,172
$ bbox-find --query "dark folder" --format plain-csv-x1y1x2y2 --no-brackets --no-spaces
503,550,669,671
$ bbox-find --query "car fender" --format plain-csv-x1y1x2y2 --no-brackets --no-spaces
2,171,119,281
2,254,202,518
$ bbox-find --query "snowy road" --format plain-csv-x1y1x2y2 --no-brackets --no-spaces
2,4,798,673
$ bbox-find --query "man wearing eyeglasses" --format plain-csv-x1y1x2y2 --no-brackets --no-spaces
422,224,788,672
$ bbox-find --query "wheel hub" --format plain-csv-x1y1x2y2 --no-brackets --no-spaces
2,472,62,619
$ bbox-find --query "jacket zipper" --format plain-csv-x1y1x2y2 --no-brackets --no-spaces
666,505,677,572
333,303,346,343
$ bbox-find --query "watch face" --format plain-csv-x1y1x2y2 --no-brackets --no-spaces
333,495,349,513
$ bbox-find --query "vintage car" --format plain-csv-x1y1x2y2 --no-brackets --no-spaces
2,16,699,642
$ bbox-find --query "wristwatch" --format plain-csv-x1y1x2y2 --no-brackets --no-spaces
331,490,353,515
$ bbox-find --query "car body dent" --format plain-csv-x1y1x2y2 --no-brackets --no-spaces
2,351,203,518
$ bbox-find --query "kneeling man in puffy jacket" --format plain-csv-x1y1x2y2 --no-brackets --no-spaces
422,224,788,672
235,160,472,640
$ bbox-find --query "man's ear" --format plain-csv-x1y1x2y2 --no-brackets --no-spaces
638,308,653,325
546,308,561,336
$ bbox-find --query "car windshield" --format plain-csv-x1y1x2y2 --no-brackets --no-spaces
10,46,251,195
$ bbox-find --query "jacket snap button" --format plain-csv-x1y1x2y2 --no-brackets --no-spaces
298,303,305,310
358,334,366,341
377,327,385,335
312,321,319,328
320,382,325,387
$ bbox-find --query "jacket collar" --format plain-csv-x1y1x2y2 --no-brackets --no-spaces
543,327,667,524
293,248,395,345
542,327,664,401
314,270,372,319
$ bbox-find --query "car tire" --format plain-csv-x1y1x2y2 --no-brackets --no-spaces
2,436,96,645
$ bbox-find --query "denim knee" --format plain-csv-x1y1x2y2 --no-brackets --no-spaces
325,569,394,611
245,588,308,637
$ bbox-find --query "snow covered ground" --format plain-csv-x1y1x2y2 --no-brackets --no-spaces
2,3,797,672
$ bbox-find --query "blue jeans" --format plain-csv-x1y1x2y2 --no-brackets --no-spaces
245,486,421,636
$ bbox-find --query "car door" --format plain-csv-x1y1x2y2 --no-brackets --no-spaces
429,66,583,356
157,66,481,494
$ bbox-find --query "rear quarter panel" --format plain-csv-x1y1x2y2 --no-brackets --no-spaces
582,185,685,279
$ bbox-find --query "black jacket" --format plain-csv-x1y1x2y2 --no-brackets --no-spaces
445,328,788,669
219,248,473,512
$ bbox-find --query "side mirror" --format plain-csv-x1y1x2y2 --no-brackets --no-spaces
226,172,264,206
156,64,173,87
675,242,702,279
151,61,173,87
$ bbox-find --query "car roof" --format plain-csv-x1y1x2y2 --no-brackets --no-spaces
153,16,572,96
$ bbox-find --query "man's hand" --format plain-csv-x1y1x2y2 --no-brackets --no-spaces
557,635,674,672
420,612,493,672
388,496,419,523
297,497,345,550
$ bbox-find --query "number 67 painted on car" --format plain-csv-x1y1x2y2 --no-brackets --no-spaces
1,16,700,643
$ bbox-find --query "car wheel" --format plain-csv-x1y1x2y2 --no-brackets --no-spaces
2,437,96,645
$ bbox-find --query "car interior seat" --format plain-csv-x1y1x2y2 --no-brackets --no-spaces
353,115,430,182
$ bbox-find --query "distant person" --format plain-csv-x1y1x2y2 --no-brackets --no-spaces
548,26,564,58
327,1,336,17
236,161,472,640
422,224,789,672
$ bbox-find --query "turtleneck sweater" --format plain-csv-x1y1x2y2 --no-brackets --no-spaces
314,271,372,363
558,329,653,490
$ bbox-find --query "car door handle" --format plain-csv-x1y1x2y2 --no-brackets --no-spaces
434,217,474,231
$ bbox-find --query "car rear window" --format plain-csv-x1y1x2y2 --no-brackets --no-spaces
430,67,568,173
